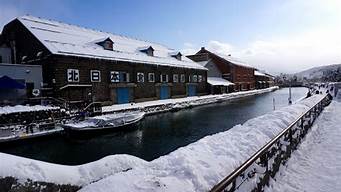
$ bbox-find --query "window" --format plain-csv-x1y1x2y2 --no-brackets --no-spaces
0,55,2,63
160,74,169,83
91,70,101,82
137,72,144,83
148,73,155,82
181,74,185,83
198,75,202,83
111,71,129,82
103,40,113,50
110,71,120,82
173,74,179,83
193,75,198,82
120,72,129,82
67,69,79,82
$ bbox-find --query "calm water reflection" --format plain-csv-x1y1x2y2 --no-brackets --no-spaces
0,87,308,165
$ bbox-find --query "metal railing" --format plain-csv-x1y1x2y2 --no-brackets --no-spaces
210,94,332,192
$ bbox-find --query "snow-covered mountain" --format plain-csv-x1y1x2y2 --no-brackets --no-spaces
294,64,341,80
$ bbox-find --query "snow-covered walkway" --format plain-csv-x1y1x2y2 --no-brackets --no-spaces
102,87,278,114
266,99,341,192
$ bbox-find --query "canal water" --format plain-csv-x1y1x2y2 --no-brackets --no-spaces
0,87,308,165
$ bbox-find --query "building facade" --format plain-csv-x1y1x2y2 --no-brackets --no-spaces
254,70,274,89
0,16,207,105
187,47,255,92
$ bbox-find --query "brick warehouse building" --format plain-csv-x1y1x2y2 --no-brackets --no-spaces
0,16,207,105
187,47,255,92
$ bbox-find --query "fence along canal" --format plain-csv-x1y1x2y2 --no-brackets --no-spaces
210,94,332,192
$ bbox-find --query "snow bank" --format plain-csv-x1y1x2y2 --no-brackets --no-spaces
0,153,147,186
265,99,341,192
102,87,279,114
80,94,326,192
0,105,59,115
0,93,325,191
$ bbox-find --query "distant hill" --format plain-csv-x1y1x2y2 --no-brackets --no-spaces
294,64,341,80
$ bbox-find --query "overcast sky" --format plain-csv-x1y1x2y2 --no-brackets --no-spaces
1,0,340,74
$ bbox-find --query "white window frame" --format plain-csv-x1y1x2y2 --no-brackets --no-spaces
198,75,203,83
148,73,155,82
137,72,144,83
160,74,169,83
110,71,120,83
180,74,185,83
90,70,101,82
173,74,179,83
193,75,198,83
67,69,79,82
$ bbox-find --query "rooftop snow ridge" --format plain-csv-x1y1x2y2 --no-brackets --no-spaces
16,15,206,70
22,15,170,49
202,48,253,68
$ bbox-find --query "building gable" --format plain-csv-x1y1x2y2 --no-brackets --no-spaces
1,18,51,64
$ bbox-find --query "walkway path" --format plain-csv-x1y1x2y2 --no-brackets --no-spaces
266,99,341,192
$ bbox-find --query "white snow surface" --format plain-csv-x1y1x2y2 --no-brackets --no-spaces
17,15,206,70
207,77,234,86
0,153,148,186
254,70,268,77
80,94,326,192
0,105,59,115
102,87,278,113
0,93,327,191
265,99,341,192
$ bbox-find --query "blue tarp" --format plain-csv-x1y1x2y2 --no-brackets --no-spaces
0,76,26,89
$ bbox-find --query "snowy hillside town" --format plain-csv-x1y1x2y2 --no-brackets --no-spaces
1,1,341,192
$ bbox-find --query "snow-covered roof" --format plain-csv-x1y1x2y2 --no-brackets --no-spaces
203,48,253,68
168,51,182,56
254,70,266,76
216,53,252,68
17,15,206,70
207,77,234,86
196,60,210,67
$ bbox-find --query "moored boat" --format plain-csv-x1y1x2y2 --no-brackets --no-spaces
61,111,145,135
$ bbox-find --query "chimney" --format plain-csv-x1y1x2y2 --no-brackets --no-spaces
201,47,205,51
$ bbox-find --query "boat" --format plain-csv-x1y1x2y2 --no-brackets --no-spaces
61,111,145,135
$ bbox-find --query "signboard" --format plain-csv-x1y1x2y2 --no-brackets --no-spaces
67,69,79,82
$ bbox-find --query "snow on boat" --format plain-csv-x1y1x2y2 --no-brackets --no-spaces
61,111,145,134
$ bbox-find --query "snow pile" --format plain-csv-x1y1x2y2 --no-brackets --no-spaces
0,105,59,115
79,94,325,192
102,87,279,114
0,153,147,186
265,99,341,192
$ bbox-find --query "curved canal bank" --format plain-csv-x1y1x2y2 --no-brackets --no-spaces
0,87,308,165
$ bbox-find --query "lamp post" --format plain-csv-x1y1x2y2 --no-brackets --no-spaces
283,76,292,105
